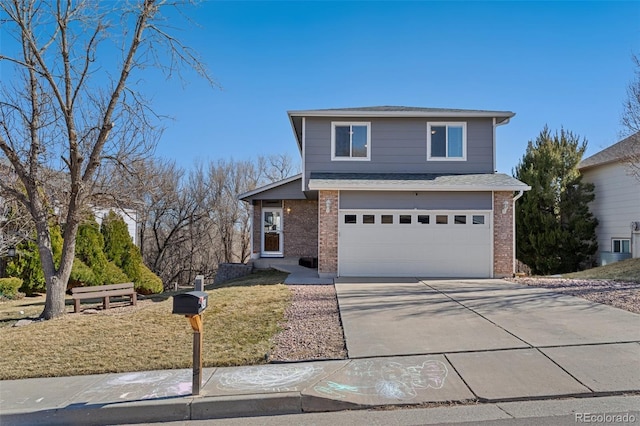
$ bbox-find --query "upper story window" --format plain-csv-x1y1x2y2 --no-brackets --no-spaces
332,122,371,161
427,122,467,161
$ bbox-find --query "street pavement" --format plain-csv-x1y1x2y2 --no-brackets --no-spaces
1,278,639,425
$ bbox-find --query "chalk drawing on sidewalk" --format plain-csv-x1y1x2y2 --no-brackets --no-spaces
313,359,448,401
101,372,192,400
217,364,325,392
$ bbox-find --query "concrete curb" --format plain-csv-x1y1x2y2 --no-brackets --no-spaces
191,392,301,420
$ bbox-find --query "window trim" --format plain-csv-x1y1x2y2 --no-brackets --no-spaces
331,121,371,161
426,122,467,161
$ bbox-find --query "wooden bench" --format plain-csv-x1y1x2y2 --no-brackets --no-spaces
71,282,137,313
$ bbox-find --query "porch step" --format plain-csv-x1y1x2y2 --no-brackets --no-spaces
252,257,300,270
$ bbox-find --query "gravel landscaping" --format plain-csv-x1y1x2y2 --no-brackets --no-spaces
269,284,347,362
507,277,640,314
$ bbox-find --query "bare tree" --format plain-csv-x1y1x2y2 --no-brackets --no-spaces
259,153,300,182
621,53,640,181
0,164,32,258
0,0,213,319
141,160,210,286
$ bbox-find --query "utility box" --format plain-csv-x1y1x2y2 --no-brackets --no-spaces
194,275,205,292
172,291,208,315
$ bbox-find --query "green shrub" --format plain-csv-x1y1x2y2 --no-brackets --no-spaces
121,245,142,284
137,263,163,295
101,211,132,266
75,219,108,283
5,224,63,296
68,257,98,288
7,239,45,296
100,211,147,288
0,277,23,299
103,261,130,285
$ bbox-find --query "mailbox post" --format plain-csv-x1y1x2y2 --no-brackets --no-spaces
172,291,208,395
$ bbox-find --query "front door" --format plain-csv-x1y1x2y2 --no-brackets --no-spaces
262,208,283,257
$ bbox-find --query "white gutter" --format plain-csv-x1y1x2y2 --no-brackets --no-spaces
513,190,524,201
288,110,515,121
308,182,531,192
301,117,306,192
492,115,513,172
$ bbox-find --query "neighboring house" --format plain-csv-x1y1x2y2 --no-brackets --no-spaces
578,133,640,265
1,158,140,248
94,207,140,247
240,106,530,278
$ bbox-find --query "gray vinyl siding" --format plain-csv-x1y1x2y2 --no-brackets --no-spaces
340,191,492,210
245,178,306,201
304,117,495,190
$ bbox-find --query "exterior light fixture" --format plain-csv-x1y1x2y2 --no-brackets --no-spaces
325,199,332,213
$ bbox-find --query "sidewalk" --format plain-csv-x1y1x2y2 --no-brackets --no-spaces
2,352,639,425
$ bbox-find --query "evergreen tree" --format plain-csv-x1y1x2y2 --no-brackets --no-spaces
75,219,109,284
101,211,133,268
101,211,161,293
514,127,598,275
7,224,62,295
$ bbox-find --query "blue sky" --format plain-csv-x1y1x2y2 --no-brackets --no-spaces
4,1,640,175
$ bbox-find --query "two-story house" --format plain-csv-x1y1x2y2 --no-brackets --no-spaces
578,133,640,265
240,106,530,278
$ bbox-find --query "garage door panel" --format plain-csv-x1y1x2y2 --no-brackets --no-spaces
338,210,492,278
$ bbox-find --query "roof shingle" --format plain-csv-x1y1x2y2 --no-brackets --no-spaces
578,133,640,169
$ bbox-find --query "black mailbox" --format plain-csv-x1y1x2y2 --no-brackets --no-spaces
172,291,208,315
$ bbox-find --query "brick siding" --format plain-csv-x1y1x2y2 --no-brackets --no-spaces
493,191,514,277
283,199,318,258
318,190,339,276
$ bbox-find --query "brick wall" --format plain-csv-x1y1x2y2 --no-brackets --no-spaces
283,199,318,258
318,190,339,277
493,191,514,277
214,263,253,284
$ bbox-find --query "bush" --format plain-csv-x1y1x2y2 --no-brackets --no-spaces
75,220,108,283
68,257,98,288
101,211,132,266
121,245,142,283
137,263,163,295
6,239,46,296
100,212,143,285
0,277,23,299
5,224,62,296
104,261,130,285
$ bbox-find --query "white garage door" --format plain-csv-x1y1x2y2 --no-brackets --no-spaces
338,210,492,277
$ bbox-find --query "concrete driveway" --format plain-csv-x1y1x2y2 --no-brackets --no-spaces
335,278,640,401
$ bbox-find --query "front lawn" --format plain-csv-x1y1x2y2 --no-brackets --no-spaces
0,270,290,380
564,257,640,282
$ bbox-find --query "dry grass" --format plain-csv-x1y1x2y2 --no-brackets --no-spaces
563,257,640,282
0,270,290,380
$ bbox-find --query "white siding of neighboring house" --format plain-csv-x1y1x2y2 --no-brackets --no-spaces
581,162,640,261
94,208,139,247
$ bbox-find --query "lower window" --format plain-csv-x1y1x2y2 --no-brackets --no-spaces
612,239,630,253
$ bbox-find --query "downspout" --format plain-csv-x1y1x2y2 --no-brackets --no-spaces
492,116,512,172
249,202,255,260
301,117,306,191
512,190,524,274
